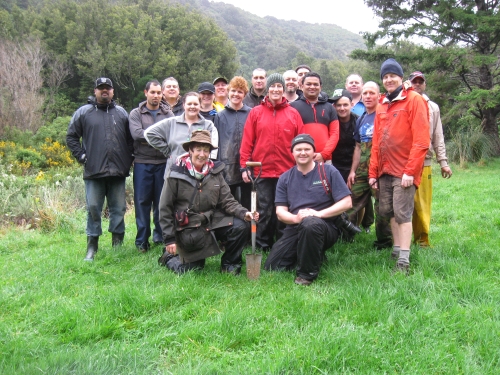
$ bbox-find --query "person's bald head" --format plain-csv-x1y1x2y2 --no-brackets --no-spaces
361,81,380,112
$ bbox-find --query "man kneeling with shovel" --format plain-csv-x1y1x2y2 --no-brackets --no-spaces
264,134,352,285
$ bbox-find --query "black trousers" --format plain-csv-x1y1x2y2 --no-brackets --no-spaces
230,182,252,213
167,218,249,273
264,217,339,281
255,178,284,249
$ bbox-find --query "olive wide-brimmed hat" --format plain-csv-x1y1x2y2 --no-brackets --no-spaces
182,130,218,151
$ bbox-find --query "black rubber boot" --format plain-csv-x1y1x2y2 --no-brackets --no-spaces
111,233,124,247
84,236,99,261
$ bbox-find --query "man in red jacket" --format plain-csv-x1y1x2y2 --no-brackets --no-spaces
240,73,304,251
369,58,429,273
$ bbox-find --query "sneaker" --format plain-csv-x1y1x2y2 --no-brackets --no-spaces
294,277,313,286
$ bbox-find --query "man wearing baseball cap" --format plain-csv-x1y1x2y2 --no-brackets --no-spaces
67,77,134,261
369,59,429,273
409,71,452,247
264,134,352,286
213,77,229,111
330,88,357,183
197,82,217,122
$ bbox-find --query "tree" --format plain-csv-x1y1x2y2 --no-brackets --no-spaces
21,0,239,109
361,0,500,153
0,36,45,134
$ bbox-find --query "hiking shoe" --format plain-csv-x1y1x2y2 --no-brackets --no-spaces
158,251,175,266
137,243,150,253
391,248,400,259
294,277,313,286
221,264,241,275
394,259,410,275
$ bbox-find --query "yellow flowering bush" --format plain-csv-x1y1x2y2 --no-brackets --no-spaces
0,140,16,158
40,138,74,167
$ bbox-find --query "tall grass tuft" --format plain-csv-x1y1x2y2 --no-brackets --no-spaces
447,126,495,167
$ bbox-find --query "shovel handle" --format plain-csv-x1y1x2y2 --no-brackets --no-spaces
246,161,262,167
251,219,257,255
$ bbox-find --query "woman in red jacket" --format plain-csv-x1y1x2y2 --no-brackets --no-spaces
240,73,304,251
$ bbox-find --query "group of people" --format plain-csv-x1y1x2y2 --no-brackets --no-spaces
66,58,452,285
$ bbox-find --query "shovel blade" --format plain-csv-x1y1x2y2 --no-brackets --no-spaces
246,253,262,280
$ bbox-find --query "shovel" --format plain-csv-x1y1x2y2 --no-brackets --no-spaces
245,161,262,280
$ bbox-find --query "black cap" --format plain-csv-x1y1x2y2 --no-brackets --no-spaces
331,88,352,103
291,134,315,152
95,77,113,88
197,82,215,93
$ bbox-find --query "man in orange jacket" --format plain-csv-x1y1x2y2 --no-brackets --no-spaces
369,58,429,273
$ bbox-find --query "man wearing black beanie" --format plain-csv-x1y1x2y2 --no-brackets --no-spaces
368,58,430,274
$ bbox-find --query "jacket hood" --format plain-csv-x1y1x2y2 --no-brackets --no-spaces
223,103,252,113
249,86,266,97
88,97,116,110
138,100,172,114
382,80,414,104
297,93,329,105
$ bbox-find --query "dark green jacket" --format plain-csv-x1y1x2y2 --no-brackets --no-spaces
159,161,248,262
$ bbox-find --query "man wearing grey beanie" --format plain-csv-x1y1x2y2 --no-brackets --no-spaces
240,73,304,251
368,58,430,274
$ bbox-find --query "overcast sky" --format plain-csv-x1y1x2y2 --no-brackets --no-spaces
210,0,380,35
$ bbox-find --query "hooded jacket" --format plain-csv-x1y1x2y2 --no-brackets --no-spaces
214,103,252,185
240,97,304,178
290,94,340,161
369,83,429,187
159,161,248,262
66,98,134,179
129,101,173,164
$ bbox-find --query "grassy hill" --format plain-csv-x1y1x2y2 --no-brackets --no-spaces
173,0,366,75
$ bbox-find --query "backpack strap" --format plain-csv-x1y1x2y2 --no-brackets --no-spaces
317,162,332,197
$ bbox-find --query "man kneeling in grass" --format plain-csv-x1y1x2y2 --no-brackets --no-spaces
264,134,352,286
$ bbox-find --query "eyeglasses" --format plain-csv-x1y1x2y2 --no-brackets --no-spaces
96,85,112,90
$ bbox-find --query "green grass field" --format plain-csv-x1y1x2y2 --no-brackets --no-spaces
1,160,499,374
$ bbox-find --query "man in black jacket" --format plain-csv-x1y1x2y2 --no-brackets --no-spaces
243,68,267,108
67,77,134,261
331,89,358,183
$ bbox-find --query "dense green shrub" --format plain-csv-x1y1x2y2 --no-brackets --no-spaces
34,116,72,146
447,126,495,167
15,147,47,169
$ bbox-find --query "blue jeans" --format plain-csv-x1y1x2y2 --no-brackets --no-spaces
133,163,166,247
85,177,127,237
